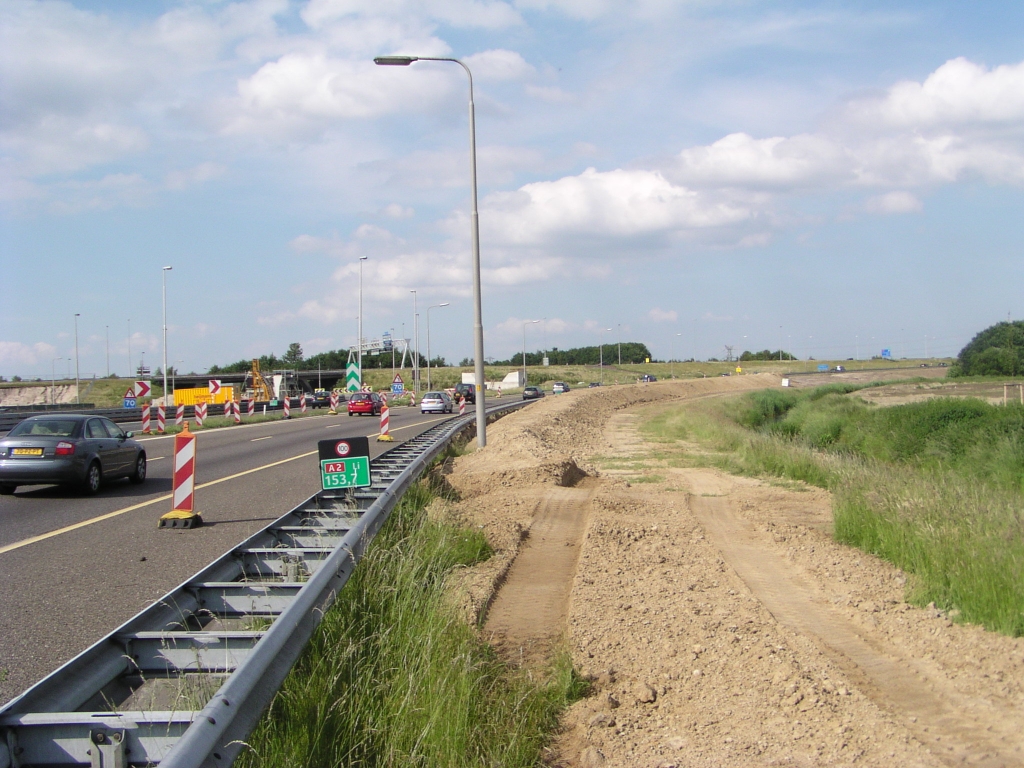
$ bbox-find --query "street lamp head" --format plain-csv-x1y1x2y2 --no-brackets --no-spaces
440,302,450,307
163,266,172,271
374,56,418,66
359,255,368,261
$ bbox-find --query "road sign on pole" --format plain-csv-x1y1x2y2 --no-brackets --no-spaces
391,373,404,395
134,381,151,399
318,437,371,490
346,361,360,393
123,397,137,409
208,380,222,396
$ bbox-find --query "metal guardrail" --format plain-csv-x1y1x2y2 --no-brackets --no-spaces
0,399,527,767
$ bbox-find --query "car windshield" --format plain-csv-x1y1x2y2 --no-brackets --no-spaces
425,392,444,399
8,419,79,437
351,394,370,401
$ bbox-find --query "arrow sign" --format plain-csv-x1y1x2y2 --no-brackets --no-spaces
134,381,151,398
124,388,136,399
209,380,222,396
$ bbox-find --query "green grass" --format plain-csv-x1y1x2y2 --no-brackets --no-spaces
641,388,1024,636
237,480,587,767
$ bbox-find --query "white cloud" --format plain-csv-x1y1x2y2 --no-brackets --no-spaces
165,162,225,191
481,167,752,248
382,203,414,218
864,191,922,215
464,49,535,80
647,307,677,322
0,341,57,367
303,0,523,30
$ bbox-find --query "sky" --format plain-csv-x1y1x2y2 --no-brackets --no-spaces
2,0,1024,379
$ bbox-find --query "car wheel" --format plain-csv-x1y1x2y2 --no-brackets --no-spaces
0,484,16,495
82,462,102,495
129,453,147,484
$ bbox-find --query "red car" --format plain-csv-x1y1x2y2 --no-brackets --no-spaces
347,392,383,416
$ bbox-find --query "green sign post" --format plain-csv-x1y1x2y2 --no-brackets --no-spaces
346,360,360,392
320,456,371,489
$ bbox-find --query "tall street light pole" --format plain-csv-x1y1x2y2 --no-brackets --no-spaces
73,313,80,404
127,319,132,378
426,303,450,390
617,324,622,366
376,54,488,447
523,319,540,387
358,256,368,386
600,327,611,384
105,325,109,377
162,266,172,407
410,290,419,392
51,357,62,407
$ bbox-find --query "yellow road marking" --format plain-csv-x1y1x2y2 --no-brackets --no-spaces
0,450,317,556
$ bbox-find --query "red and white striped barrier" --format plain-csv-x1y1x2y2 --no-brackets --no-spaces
377,399,393,441
300,393,307,413
195,402,207,427
232,400,241,424
176,404,185,426
158,423,201,528
329,393,339,413
222,400,232,420
459,397,466,416
141,404,151,433
157,405,166,433
283,397,291,419
409,391,416,407
248,399,255,417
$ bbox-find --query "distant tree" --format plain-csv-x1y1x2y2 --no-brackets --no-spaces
953,321,1024,376
739,349,796,361
458,357,473,367
282,342,304,366
12,375,22,382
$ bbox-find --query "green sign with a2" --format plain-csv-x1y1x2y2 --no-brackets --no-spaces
320,456,371,489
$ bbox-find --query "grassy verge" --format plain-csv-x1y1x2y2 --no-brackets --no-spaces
640,388,1024,636
237,479,587,767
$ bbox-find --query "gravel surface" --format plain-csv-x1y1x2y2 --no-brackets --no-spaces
442,377,1024,768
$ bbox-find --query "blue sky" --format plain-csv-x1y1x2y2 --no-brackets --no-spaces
3,0,1024,378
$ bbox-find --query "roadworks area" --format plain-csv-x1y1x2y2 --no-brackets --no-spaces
437,376,1024,767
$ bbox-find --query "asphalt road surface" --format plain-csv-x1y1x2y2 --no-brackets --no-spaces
0,406,459,705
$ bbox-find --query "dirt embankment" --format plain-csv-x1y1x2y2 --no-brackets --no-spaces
442,377,1024,768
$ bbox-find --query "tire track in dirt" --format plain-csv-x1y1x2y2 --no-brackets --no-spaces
484,481,597,667
689,487,1019,767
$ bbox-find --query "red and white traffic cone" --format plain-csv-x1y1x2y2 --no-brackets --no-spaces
301,393,307,413
459,397,466,416
195,402,206,427
233,400,241,424
248,399,255,417
409,391,416,408
176,404,185,426
496,387,502,398
377,399,393,441
141,404,151,433
329,393,339,414
283,397,291,419
157,404,166,433
159,422,201,528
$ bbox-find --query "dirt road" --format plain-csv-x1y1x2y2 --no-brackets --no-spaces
443,377,1024,767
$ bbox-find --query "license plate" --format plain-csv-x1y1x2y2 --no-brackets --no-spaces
12,448,43,456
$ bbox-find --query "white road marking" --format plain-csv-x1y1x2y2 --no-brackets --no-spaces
251,436,272,442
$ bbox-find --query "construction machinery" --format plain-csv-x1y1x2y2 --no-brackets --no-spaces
244,359,274,402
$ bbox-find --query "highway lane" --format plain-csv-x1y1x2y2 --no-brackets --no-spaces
0,407,450,548
0,405,463,705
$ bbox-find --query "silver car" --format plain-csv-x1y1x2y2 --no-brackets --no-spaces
0,414,147,495
420,391,454,414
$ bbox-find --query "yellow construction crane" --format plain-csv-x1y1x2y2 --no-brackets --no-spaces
247,359,273,402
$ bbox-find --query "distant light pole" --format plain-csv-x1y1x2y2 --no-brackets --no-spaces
358,255,368,385
51,357,62,406
391,328,396,377
523,319,540,387
73,313,80,404
617,323,622,366
375,53,488,447
426,302,450,390
410,290,419,391
779,325,783,361
672,332,682,378
855,335,859,361
127,319,132,378
161,266,172,407
105,325,110,377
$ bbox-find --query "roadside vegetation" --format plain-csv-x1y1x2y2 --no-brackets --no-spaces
641,386,1024,637
237,477,587,767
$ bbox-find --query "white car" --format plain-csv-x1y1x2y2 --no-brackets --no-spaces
552,382,570,394
421,391,454,414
